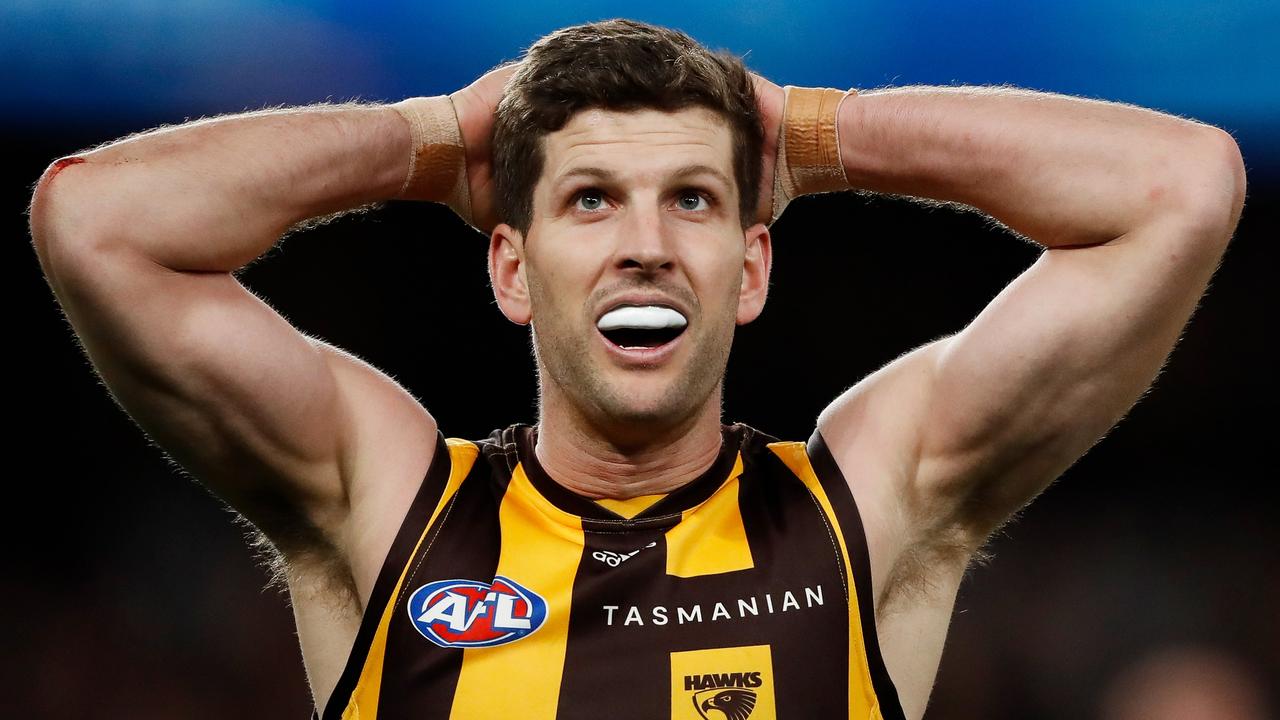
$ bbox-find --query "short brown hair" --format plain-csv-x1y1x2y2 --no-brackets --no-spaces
492,19,763,234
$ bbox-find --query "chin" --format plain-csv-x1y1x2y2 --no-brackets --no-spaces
593,387,683,424
589,373,712,428
536,323,728,430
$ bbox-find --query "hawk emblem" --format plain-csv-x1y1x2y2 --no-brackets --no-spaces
693,687,757,720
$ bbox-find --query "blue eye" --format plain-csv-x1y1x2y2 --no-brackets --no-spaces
677,191,709,211
575,189,606,212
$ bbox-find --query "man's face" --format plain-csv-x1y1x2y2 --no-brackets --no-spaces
490,106,771,434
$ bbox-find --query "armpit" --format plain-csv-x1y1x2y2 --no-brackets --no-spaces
876,524,987,619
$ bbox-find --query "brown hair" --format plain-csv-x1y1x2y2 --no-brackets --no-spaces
492,19,763,234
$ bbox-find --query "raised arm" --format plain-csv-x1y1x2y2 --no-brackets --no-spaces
803,82,1245,714
27,67,511,575
821,83,1246,532
27,100,422,569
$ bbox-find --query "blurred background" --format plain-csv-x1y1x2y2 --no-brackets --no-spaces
7,1,1277,718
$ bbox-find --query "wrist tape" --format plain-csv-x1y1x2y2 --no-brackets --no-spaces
388,95,474,225
771,85,856,225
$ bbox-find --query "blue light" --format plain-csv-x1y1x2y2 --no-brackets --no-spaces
3,0,1274,170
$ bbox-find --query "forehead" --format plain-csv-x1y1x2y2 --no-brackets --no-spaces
541,106,734,188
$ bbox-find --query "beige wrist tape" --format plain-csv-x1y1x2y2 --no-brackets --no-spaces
771,85,856,225
388,95,474,224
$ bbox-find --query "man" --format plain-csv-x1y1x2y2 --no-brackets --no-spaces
28,18,1244,720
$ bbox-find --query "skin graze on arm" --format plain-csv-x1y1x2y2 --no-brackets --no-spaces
35,156,85,192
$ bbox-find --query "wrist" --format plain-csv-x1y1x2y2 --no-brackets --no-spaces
770,86,856,225
387,95,474,223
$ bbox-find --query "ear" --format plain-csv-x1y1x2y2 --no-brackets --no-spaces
489,222,532,326
736,222,773,325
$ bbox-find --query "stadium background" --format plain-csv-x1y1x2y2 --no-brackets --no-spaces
7,1,1276,717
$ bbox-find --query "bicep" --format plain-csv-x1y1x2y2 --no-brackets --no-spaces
819,210,1232,556
41,239,356,538
916,214,1230,534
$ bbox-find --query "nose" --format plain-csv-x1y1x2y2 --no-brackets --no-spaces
613,200,676,274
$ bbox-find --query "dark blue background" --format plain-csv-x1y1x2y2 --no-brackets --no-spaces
5,1,1277,176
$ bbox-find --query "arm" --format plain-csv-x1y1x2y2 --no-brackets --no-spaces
27,69,510,567
805,85,1246,720
28,101,420,556
814,85,1246,587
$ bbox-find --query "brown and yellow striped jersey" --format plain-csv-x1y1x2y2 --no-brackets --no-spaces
314,422,904,720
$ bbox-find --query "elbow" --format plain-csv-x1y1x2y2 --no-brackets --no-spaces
1215,128,1248,235
1172,127,1247,243
29,157,118,256
30,157,84,248
29,157,131,296
29,162,62,249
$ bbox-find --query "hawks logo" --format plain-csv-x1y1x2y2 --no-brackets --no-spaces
407,576,546,648
685,672,762,720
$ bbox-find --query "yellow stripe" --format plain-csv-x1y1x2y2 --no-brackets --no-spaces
664,453,752,578
341,438,479,720
448,462,585,718
767,441,878,719
594,492,667,519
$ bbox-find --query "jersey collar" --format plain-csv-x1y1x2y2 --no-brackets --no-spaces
511,422,746,528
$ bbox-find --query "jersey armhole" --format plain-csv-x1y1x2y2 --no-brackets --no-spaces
807,426,907,720
318,427,455,720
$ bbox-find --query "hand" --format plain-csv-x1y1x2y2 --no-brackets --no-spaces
749,72,785,226
449,61,521,234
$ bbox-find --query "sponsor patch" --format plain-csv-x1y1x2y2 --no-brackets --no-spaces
407,576,546,648
670,644,776,719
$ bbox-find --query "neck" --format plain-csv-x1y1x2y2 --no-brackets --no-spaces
533,387,726,501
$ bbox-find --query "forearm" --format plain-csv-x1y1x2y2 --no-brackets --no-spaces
837,85,1239,247
33,102,409,272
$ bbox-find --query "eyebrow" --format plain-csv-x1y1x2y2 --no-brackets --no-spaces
554,164,733,192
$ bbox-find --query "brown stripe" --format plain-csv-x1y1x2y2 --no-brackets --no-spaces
806,428,906,720
319,429,453,720
748,439,853,717
373,431,514,719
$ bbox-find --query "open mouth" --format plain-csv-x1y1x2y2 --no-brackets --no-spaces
599,326,686,350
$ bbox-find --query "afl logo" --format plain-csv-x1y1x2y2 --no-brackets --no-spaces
407,576,547,648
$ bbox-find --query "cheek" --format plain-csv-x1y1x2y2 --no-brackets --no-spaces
531,226,599,281
525,258,589,332
690,242,746,301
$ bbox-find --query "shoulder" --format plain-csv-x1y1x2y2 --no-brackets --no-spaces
335,421,511,607
726,421,837,482
736,417,957,614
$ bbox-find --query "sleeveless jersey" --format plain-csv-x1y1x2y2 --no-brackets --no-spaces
314,422,905,720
